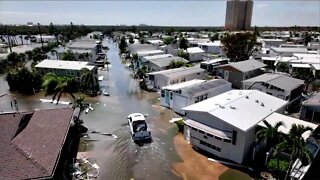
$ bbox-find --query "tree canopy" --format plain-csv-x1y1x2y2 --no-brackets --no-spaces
179,37,188,50
221,32,258,62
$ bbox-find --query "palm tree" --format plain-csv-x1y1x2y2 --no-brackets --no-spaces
42,73,77,104
19,35,24,45
275,124,313,180
80,68,99,92
256,120,284,151
72,96,88,113
50,49,59,59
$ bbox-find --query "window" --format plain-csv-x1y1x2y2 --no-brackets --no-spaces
161,90,165,97
216,147,221,152
215,136,222,141
191,127,197,131
207,134,213,138
204,136,208,139
224,139,232,143
170,92,173,100
198,130,204,134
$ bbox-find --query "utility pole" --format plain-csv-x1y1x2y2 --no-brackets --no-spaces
37,23,44,51
5,25,12,53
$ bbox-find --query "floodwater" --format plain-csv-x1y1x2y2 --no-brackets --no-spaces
81,39,182,180
0,39,182,180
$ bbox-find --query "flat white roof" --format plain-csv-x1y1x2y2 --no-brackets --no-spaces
199,41,221,46
187,47,205,54
147,40,163,44
162,79,205,91
35,59,95,71
260,113,318,140
148,66,204,79
143,54,173,60
291,63,311,68
183,90,288,132
137,50,164,56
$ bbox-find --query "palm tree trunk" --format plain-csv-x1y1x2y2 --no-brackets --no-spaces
69,92,75,99
52,92,59,102
285,158,294,180
56,91,64,104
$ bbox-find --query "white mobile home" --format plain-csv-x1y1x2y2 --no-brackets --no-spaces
170,79,232,115
160,79,206,108
198,41,225,56
187,47,205,62
182,90,288,164
242,73,304,103
147,67,205,90
35,59,97,81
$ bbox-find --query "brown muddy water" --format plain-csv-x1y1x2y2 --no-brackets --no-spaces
0,39,182,180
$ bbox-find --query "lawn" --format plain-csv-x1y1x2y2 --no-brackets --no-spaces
219,169,252,180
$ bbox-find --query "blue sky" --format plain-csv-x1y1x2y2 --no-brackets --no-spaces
0,1,319,26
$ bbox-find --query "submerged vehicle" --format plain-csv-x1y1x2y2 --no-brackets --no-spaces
127,113,151,141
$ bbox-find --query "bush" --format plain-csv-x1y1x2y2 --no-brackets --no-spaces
267,158,289,174
174,119,185,133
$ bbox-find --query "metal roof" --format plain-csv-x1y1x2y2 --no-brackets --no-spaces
149,56,188,68
182,79,231,96
162,79,205,91
260,113,317,140
183,90,288,132
35,59,95,71
148,66,204,79
242,73,304,91
225,59,266,72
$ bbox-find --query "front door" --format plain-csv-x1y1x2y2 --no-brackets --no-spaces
165,90,170,105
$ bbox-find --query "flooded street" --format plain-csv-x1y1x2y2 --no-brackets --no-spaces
81,39,182,180
0,39,181,180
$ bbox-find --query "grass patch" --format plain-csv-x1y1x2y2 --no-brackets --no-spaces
219,169,252,180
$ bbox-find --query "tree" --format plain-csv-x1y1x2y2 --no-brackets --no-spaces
72,96,88,112
80,68,99,92
42,73,78,104
6,67,42,94
129,36,134,44
164,37,173,45
168,60,186,69
179,37,188,50
276,62,289,73
209,33,219,42
304,32,312,46
61,50,76,61
19,35,24,45
119,36,127,54
256,120,284,151
221,32,258,62
177,50,189,60
7,52,25,67
275,124,314,180
140,38,145,44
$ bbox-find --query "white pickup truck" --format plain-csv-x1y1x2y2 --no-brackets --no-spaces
127,113,151,141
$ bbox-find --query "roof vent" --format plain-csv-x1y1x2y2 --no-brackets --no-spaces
230,106,236,110
255,100,259,103
261,102,264,107
245,96,249,99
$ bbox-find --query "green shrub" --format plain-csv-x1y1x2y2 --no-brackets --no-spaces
174,119,185,133
268,158,289,173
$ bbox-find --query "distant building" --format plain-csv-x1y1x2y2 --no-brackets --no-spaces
225,0,253,30
27,22,33,26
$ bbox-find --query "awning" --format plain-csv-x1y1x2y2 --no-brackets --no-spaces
185,119,232,140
